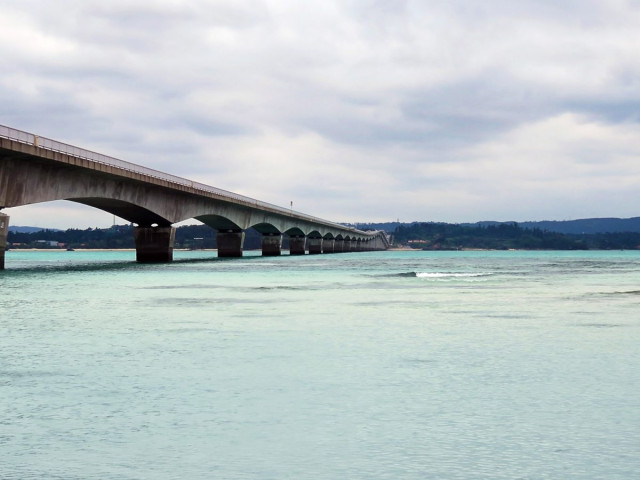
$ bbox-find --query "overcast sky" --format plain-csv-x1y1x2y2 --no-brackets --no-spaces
2,0,640,228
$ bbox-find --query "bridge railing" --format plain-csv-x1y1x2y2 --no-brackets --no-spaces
1,124,372,236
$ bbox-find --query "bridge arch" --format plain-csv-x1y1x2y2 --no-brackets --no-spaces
70,198,172,227
251,222,281,235
195,214,242,231
284,227,305,237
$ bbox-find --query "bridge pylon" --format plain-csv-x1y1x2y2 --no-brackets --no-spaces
134,226,176,263
261,233,283,256
289,235,306,255
0,214,8,270
216,230,245,257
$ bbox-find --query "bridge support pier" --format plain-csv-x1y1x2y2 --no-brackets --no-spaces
134,226,175,263
0,214,9,270
289,235,306,255
217,230,245,257
308,237,323,255
261,233,282,256
333,239,344,253
323,238,335,253
343,239,352,252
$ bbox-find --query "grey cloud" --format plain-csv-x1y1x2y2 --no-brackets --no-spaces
567,99,640,124
292,75,555,154
3,0,640,227
400,78,559,143
177,118,252,137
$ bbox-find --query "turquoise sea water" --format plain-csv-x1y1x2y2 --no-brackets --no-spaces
1,249,639,479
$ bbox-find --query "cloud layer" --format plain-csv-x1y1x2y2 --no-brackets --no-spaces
2,0,640,227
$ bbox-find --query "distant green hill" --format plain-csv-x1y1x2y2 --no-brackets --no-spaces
392,222,640,250
8,226,61,233
392,222,585,250
518,217,640,234
359,217,640,235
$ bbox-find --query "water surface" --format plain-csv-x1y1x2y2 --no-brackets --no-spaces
2,250,639,479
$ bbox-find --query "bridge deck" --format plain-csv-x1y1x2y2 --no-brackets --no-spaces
1,124,389,268
0,125,364,234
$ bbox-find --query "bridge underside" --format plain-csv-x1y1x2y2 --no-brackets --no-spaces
71,198,173,227
0,142,388,268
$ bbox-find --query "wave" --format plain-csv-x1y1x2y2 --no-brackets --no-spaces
416,272,491,278
385,272,492,278
596,290,640,297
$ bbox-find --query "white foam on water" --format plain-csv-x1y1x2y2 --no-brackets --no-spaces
415,272,491,278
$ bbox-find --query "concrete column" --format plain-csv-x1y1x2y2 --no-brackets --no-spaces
262,233,282,256
0,214,9,270
334,239,344,253
134,226,176,263
308,237,323,254
323,238,335,253
343,239,352,252
217,230,245,257
289,235,306,255
355,239,362,252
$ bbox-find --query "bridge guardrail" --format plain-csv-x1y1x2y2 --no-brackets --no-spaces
0,124,376,237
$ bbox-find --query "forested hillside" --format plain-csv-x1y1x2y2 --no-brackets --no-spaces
392,222,640,250
8,221,640,250
358,217,640,234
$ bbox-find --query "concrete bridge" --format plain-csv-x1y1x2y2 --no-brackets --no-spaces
0,125,389,269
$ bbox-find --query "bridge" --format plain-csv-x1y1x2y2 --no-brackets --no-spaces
0,125,389,269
